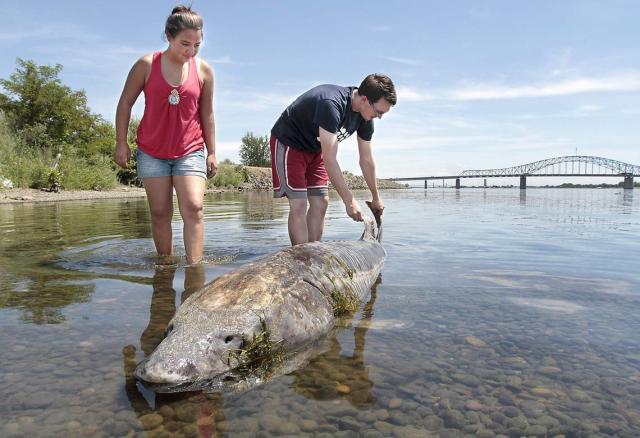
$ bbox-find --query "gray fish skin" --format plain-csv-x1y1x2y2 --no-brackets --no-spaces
135,218,384,385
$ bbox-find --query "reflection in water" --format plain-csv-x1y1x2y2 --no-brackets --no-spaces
241,192,286,222
0,199,155,324
291,276,380,408
140,267,177,356
124,264,227,436
622,189,634,212
519,189,526,206
123,346,225,437
0,265,94,324
140,264,206,356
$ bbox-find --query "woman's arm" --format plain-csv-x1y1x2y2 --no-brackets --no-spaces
114,55,149,169
198,60,217,178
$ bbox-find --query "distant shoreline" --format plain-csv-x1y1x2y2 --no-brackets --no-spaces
2,165,410,204
0,182,407,204
408,185,637,189
0,186,258,204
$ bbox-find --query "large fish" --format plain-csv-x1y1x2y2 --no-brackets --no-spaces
135,205,384,391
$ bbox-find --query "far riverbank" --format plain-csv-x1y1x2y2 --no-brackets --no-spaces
1,167,406,204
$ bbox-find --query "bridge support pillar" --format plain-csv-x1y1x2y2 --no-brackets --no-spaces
484,179,487,188
455,178,460,189
425,180,428,189
520,175,527,189
623,175,634,189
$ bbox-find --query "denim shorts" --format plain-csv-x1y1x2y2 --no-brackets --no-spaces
137,148,206,179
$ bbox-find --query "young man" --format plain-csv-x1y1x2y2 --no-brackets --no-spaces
270,74,396,245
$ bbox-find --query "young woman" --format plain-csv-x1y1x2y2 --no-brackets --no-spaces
114,5,217,264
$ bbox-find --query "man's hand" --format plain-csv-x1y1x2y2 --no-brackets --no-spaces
206,153,218,179
345,198,364,222
369,198,385,216
114,142,132,169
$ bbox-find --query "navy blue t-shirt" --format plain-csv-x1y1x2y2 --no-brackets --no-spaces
271,84,374,153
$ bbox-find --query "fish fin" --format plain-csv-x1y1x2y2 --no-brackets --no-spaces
364,201,383,243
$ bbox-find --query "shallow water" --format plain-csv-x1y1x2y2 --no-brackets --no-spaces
1,188,639,437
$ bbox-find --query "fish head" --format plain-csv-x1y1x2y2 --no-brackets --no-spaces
134,308,270,386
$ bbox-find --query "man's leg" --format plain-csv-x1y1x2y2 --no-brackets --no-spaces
288,197,309,245
271,136,310,245
307,195,329,242
143,177,175,256
306,151,330,242
173,175,206,264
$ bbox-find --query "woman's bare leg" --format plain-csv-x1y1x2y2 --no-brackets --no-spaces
143,177,175,256
173,175,206,264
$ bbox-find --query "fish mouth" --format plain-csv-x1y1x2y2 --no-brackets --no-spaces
135,368,254,394
133,357,216,385
133,357,261,394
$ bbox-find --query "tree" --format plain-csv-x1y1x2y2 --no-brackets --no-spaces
239,132,270,167
0,58,106,150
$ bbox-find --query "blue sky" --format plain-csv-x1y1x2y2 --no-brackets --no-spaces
2,1,639,179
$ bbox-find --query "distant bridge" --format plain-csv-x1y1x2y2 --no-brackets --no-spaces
390,156,639,189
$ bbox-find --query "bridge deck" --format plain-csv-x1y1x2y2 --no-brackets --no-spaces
391,173,639,181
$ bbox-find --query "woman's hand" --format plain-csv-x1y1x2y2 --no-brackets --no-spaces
206,153,218,178
114,142,132,169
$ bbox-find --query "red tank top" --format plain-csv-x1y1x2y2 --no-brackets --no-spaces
136,52,204,159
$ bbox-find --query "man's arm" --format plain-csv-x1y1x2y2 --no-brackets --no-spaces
319,127,363,221
357,135,384,215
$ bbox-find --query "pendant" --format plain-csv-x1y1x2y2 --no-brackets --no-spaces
168,89,180,105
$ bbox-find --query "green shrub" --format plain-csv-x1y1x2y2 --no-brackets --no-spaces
207,164,248,188
59,153,118,190
28,161,54,189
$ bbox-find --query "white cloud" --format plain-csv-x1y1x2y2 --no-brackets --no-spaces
0,23,100,42
0,29,52,41
515,104,603,120
577,104,601,112
448,72,640,100
208,55,233,65
396,72,640,104
217,90,296,111
396,86,434,102
381,56,422,66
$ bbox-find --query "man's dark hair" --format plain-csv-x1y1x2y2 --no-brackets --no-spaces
358,74,397,105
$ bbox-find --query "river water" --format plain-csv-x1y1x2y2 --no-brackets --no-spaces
1,188,639,437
